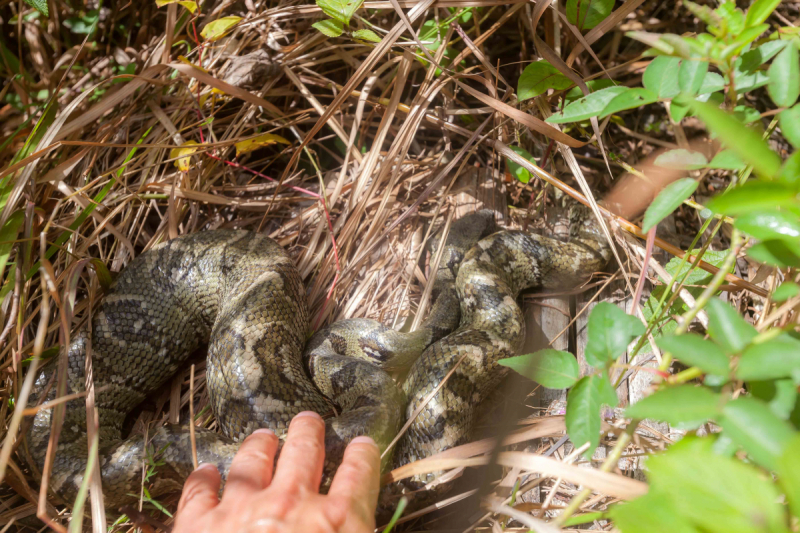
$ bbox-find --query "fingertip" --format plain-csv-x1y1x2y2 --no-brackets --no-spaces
349,436,378,448
291,411,323,424
177,463,221,515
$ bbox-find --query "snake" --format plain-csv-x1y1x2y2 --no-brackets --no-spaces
25,205,610,512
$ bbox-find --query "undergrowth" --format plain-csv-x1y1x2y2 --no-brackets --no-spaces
0,0,799,531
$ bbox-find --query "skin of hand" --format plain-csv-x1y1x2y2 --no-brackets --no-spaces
173,411,381,533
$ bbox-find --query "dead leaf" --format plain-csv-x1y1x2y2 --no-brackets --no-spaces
170,140,200,171
235,133,291,156
155,0,198,13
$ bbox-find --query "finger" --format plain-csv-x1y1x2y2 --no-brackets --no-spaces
176,463,221,517
221,428,279,504
328,436,381,522
271,411,326,492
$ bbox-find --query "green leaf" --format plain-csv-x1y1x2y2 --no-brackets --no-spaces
646,436,788,533
721,24,769,59
584,302,645,367
200,16,242,41
599,88,659,118
499,349,580,389
566,375,609,459
735,68,771,94
773,281,799,302
517,61,573,102
643,56,682,98
23,0,48,16
737,333,800,381
546,86,628,124
768,41,800,107
640,250,729,354
698,71,725,94
708,149,746,170
565,0,614,31
505,145,536,184
642,178,698,232
686,99,782,179
779,151,800,187
610,492,700,533
670,101,690,122
733,104,762,124
748,239,800,268
657,334,730,376
678,59,709,95
352,29,381,42
564,79,617,103
719,396,794,471
745,0,781,27
0,211,24,286
735,211,800,241
779,105,800,148
312,19,344,37
706,182,798,215
654,150,707,170
740,40,787,73
317,0,348,23
777,434,800,519
625,385,722,429
750,379,798,420
706,298,757,355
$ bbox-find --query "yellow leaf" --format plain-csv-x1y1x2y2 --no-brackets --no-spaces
155,0,198,13
170,140,200,171
235,133,291,156
200,16,242,42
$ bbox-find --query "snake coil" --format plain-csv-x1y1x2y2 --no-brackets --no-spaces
26,207,609,510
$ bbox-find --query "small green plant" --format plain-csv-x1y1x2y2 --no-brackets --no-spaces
127,442,174,517
503,2,800,530
312,0,380,42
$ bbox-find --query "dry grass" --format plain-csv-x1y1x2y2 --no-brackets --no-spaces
0,0,788,530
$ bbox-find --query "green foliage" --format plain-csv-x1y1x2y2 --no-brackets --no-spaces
614,437,789,533
780,105,800,148
312,0,376,42
624,385,722,429
504,145,537,184
565,0,613,31
656,334,730,377
643,56,681,98
584,302,645,367
565,374,616,459
517,60,572,101
499,349,580,389
547,86,628,123
24,0,48,16
641,178,698,232
313,19,344,38
767,41,799,107
706,297,757,354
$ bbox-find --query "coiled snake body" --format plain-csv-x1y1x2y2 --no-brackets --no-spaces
27,208,609,510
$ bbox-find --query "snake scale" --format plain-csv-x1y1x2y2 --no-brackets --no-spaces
26,206,610,511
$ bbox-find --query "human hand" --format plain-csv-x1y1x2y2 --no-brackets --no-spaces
173,412,381,533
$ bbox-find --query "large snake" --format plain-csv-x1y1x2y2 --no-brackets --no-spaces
25,206,609,511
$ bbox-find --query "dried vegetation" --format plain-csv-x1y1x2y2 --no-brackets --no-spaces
0,0,793,531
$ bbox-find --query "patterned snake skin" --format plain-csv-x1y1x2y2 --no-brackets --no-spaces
25,207,609,511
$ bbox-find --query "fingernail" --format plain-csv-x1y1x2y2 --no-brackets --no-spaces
293,411,322,421
252,428,275,437
350,436,378,448
195,463,217,472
